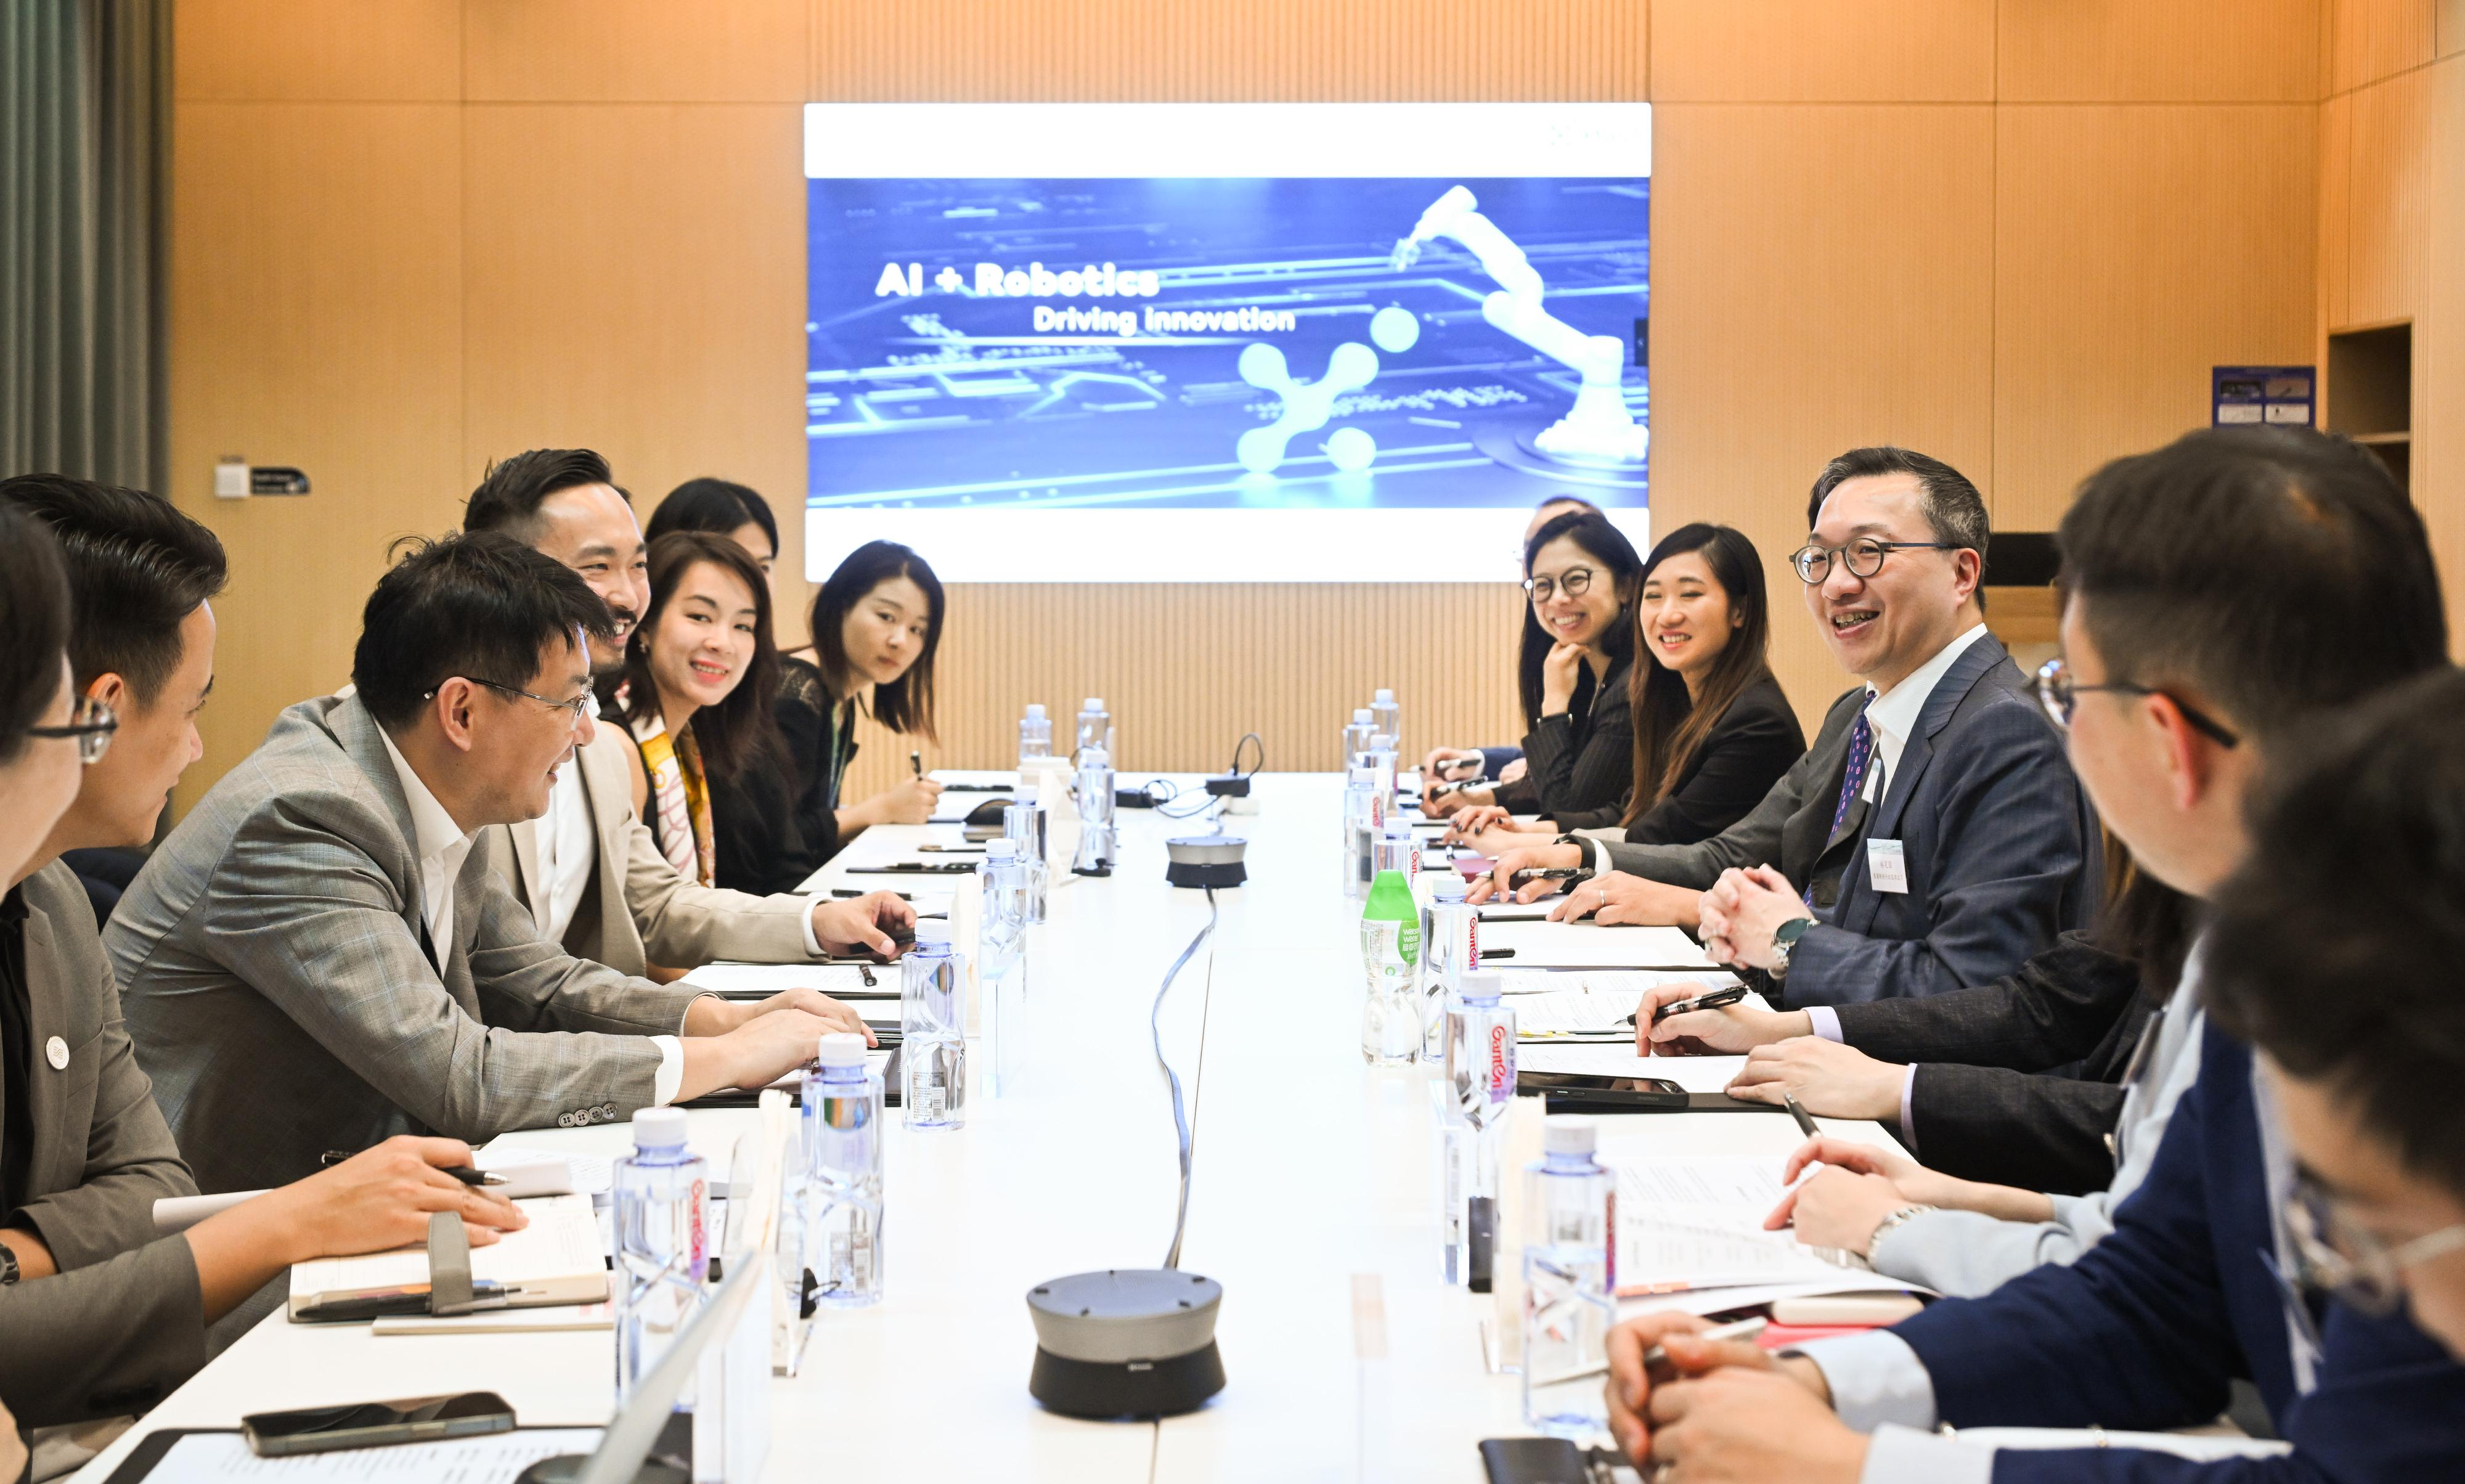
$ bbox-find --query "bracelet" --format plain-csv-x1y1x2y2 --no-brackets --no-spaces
1865,1203,1938,1255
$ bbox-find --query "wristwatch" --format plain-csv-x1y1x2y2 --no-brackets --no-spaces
1769,915,1815,979
0,1236,19,1286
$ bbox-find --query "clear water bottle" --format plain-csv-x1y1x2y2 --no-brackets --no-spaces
1523,1117,1615,1438
1342,708,1375,770
1367,731,1400,802
1372,820,1417,883
613,1107,708,1401
1001,794,1048,924
900,919,968,1129
1443,971,1515,1289
1072,744,1115,876
1422,871,1478,1061
1075,696,1111,764
790,1031,884,1310
1017,703,1053,767
1360,866,1422,1065
979,839,1031,1098
1371,688,1401,755
1342,767,1385,898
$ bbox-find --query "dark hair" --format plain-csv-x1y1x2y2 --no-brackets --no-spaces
2057,426,2446,746
1623,524,1775,826
0,474,228,704
1805,446,1989,611
1533,494,1603,520
352,532,614,729
0,506,72,765
1517,512,1643,731
2205,669,2465,1203
648,478,780,558
611,532,781,781
809,541,943,742
463,449,625,539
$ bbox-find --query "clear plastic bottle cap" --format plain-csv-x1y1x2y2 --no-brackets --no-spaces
1461,970,1504,1003
1080,746,1110,772
1431,873,1467,900
815,1031,869,1069
1374,688,1395,703
913,918,952,946
1348,768,1379,786
1370,733,1396,750
632,1106,689,1150
1384,820,1413,839
985,838,1019,860
1082,697,1105,712
1025,703,1046,719
1544,1116,1598,1157
1352,708,1374,724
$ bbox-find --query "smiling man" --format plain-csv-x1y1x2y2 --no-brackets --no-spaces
1476,447,2097,1007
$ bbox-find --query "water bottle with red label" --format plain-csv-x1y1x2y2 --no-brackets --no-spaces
1441,969,1516,1289
613,1106,708,1400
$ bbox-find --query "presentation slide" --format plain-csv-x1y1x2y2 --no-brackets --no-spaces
804,104,1650,582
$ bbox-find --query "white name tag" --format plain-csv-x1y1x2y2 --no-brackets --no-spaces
1866,838,1909,894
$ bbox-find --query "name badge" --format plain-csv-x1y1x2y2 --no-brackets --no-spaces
1866,838,1909,894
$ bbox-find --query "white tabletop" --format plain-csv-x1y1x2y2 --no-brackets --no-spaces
76,773,1898,1483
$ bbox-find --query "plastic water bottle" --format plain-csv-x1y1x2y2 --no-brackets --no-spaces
789,1032,884,1310
1373,820,1417,884
1523,1117,1615,1438
1367,732,1401,802
1371,688,1401,754
1342,767,1385,898
1076,697,1111,764
1443,971,1515,1289
613,1107,708,1400
1342,708,1375,770
1072,745,1115,875
1017,703,1053,767
979,839,1030,1097
901,919,968,1129
1002,795,1048,924
1360,866,1422,1065
1422,872,1478,1061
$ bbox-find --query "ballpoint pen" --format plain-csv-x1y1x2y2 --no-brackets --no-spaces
1785,1092,1820,1140
319,1149,505,1185
1645,985,1752,1025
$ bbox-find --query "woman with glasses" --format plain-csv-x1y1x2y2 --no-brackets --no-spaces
1449,523,1804,852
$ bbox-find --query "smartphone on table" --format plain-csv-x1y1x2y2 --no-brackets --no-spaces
1513,1071,1691,1112
241,1392,516,1456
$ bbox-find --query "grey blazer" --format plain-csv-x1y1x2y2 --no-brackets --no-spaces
108,695,706,1194
1,862,207,1427
1598,635,2099,1005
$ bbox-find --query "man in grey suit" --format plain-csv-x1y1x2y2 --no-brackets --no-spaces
110,532,870,1195
1478,447,2098,1007
0,481,519,1437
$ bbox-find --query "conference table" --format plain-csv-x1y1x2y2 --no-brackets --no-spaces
74,773,1904,1483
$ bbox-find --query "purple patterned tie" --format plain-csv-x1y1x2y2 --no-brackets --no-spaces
1807,703,1876,905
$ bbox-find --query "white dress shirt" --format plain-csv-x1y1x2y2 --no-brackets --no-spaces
378,727,686,1104
532,761,597,947
1858,621,1992,806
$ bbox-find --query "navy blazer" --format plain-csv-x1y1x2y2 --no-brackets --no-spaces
1891,1024,2465,1481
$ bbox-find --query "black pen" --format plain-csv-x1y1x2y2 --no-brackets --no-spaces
319,1149,505,1185
1481,948,1517,960
910,751,923,778
1648,985,1751,1025
1785,1092,1820,1140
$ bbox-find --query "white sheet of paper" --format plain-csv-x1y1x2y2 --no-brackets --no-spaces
1497,969,1742,998
287,1194,607,1300
1477,919,1715,969
476,1146,613,1197
1602,1156,1854,1293
680,962,884,998
1616,1273,1931,1319
134,1428,605,1482
1511,987,1647,1037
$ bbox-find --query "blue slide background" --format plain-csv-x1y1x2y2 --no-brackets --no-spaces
806,176,1648,513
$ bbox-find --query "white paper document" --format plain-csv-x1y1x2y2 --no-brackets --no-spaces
680,962,890,998
1497,969,1743,998
475,1146,613,1198
287,1194,608,1303
1477,919,1715,969
128,1427,605,1482
1604,1156,1858,1295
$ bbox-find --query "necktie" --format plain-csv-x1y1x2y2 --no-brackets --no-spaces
1807,703,1876,906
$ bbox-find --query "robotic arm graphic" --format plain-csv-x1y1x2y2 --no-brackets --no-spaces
1391,186,1647,464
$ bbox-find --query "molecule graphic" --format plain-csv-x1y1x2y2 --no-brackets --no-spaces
1234,306,1422,476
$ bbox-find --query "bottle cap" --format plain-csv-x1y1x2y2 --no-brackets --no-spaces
1370,733,1396,750
815,1031,869,1069
1461,969,1503,1002
1025,703,1046,720
985,838,1019,860
1080,746,1110,771
913,918,952,946
1384,820,1413,839
1349,767,1379,786
632,1106,689,1150
1374,688,1395,703
1430,873,1466,900
1544,1116,1597,1157
1352,708,1373,724
1083,697,1105,712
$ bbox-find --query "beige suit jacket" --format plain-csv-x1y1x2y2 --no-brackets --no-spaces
479,722,815,979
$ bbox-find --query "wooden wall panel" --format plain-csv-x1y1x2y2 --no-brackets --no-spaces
2425,55,2465,644
1648,0,1992,102
810,0,1647,102
2349,66,2437,324
2445,0,2465,55
465,0,806,102
173,0,460,101
1647,104,1997,729
1997,0,2321,102
169,104,465,799
2333,0,2439,93
1994,105,2319,530
2321,91,2354,329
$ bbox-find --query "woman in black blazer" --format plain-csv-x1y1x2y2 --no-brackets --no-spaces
1453,522,1803,850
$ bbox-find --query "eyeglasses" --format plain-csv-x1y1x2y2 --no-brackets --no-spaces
1788,537,1959,585
2285,1172,2465,1316
24,695,118,764
425,678,597,728
2033,656,2240,749
1523,567,1595,603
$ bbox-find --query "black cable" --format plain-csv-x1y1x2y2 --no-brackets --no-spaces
1151,884,1217,1270
1227,732,1265,778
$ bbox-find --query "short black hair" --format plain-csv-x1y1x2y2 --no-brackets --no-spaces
0,473,229,704
2206,669,2465,1205
463,449,624,539
1806,446,1990,562
352,532,615,729
0,505,73,764
2057,426,2445,744
648,478,780,555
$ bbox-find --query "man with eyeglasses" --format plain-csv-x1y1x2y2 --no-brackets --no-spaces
1602,427,2465,1483
110,533,874,1199
1475,447,2098,1011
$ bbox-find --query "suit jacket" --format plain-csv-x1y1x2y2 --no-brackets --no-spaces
0,863,207,1427
710,656,851,897
107,695,706,1194
1600,634,2098,1006
1554,675,1806,846
1836,928,2151,1194
1496,641,1636,821
1890,1027,2465,1482
478,720,813,978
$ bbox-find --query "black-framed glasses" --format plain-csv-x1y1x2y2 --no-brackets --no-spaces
425,678,597,727
1789,537,1959,585
2286,1171,2465,1316
25,695,117,764
1523,567,1595,603
2033,656,2240,749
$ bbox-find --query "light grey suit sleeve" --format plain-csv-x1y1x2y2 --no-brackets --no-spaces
0,1234,207,1427
620,809,814,968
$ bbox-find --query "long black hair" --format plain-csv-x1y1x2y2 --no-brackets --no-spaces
648,478,780,558
610,532,782,781
1624,523,1777,826
1517,511,1644,730
809,540,943,743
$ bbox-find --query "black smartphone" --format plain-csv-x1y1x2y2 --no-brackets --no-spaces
242,1392,515,1456
1514,1071,1690,1110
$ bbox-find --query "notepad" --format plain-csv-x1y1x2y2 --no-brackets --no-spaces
1604,1156,1858,1294
680,962,887,998
1475,921,1716,969
287,1194,609,1318
113,1429,606,1483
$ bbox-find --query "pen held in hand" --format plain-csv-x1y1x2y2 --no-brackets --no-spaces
1784,1091,1820,1141
1648,984,1751,1025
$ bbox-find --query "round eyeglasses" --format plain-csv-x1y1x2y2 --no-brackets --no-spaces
2033,656,2240,749
2286,1172,2465,1316
1523,567,1594,603
25,694,118,764
425,678,598,727
1788,537,1959,585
